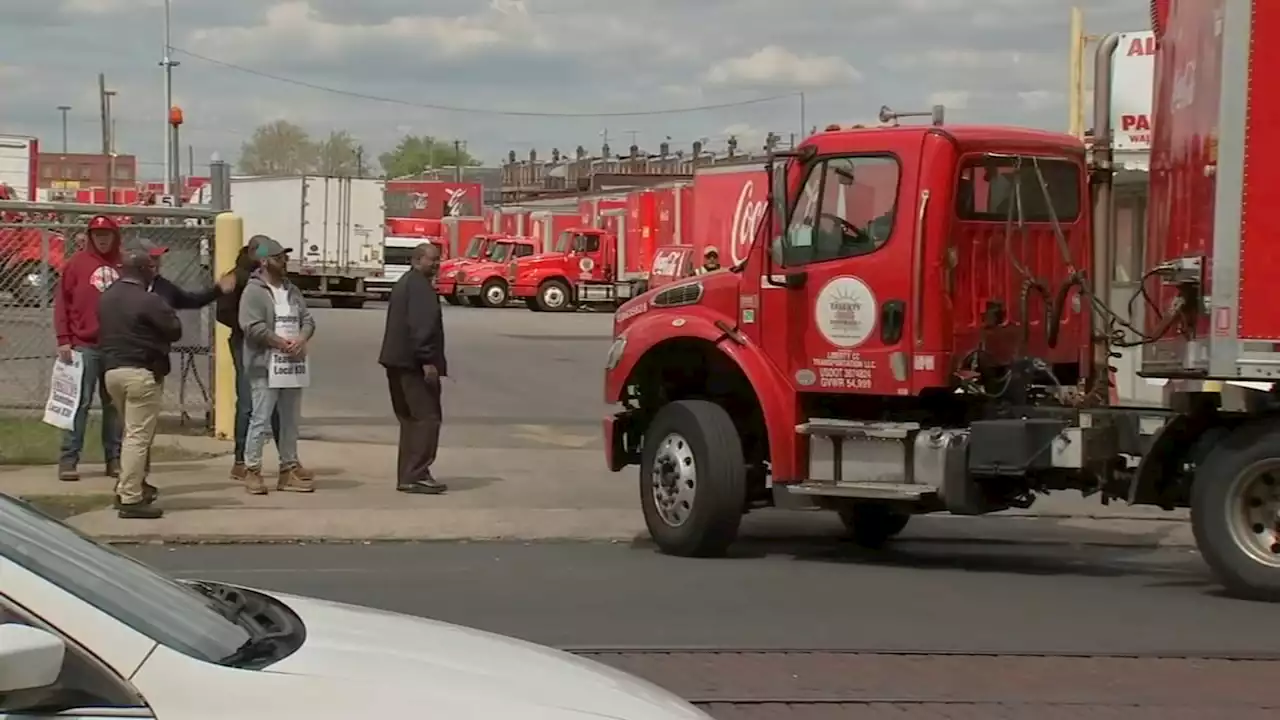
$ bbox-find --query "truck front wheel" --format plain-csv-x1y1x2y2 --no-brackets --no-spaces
444,294,463,306
837,503,910,548
537,280,572,312
1192,422,1280,601
640,400,746,557
480,279,509,308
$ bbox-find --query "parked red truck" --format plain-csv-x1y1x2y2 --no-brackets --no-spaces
602,0,1280,601
435,232,507,305
456,236,543,307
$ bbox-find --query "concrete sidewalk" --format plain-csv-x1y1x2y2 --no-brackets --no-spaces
0,434,1193,547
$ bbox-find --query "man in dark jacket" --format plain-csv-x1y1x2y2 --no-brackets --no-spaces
99,248,183,519
129,236,236,309
378,243,447,494
215,235,304,482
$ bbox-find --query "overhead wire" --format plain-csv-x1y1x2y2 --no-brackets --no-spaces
170,47,803,118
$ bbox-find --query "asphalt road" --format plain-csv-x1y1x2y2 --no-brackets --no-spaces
126,539,1279,656
302,303,613,448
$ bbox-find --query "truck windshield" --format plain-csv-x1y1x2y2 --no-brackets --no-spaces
488,243,513,262
572,233,601,252
956,156,1081,222
779,155,900,266
384,246,416,266
465,237,485,257
554,231,573,253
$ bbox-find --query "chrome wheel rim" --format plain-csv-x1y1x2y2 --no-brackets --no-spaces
485,284,506,305
1226,460,1280,568
543,286,565,308
651,432,697,527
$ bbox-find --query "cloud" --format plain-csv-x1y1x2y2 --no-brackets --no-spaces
705,46,862,88
0,0,1150,177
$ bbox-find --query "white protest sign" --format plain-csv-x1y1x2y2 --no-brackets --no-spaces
268,299,310,388
42,351,84,430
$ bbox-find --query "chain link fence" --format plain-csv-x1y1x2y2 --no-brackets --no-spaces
0,199,219,465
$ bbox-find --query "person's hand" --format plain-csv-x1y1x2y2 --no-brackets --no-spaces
288,339,307,358
278,338,300,354
216,272,236,293
57,345,73,364
423,364,439,380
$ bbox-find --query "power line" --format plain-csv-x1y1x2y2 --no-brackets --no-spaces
171,47,801,118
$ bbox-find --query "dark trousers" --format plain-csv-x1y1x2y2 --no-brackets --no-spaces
229,336,280,464
386,368,442,486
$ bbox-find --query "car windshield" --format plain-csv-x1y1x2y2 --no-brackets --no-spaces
553,230,572,253
465,237,484,257
0,495,250,663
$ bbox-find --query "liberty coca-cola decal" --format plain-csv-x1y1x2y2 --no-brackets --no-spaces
814,275,877,349
730,180,767,266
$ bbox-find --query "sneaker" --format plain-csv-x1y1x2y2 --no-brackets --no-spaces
243,467,268,495
230,462,247,481
105,459,121,478
57,463,79,482
276,464,315,493
117,501,163,519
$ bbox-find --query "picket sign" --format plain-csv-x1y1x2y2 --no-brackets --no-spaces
268,297,310,389
43,351,84,430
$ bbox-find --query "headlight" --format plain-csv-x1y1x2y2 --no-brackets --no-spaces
23,273,42,287
605,335,627,370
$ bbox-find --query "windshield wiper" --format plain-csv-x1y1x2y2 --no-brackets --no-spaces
219,635,278,667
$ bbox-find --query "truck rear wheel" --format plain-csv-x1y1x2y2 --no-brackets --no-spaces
837,503,910,548
1192,422,1280,601
537,280,572,312
640,400,746,557
480,279,509,308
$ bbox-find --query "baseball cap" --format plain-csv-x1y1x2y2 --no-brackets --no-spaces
124,237,168,257
252,236,291,258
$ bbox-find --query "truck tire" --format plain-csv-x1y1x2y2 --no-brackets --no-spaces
444,294,463,306
837,503,910,548
640,400,746,557
480,279,509,308
1192,421,1280,601
464,296,483,308
330,297,366,310
525,298,542,311
536,279,572,312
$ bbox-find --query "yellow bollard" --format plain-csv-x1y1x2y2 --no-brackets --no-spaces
213,212,243,440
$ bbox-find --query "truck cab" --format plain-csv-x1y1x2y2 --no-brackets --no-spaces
366,235,446,301
456,236,541,307
604,118,1099,560
435,232,506,305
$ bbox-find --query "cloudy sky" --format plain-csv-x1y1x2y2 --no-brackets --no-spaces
3,0,1148,179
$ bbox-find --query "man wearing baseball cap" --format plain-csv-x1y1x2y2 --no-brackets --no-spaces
238,236,316,495
125,237,236,308
694,246,720,275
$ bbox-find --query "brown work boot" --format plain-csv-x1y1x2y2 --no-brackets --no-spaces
283,463,315,482
276,464,315,493
57,462,80,482
105,459,121,478
230,462,247,481
243,467,268,495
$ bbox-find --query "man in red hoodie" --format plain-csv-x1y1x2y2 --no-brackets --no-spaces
53,214,124,481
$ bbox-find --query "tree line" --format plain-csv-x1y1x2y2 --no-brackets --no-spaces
236,120,481,178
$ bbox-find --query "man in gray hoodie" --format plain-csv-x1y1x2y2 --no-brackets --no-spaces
237,236,315,495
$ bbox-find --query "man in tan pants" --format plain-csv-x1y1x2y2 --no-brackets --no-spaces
98,244,183,518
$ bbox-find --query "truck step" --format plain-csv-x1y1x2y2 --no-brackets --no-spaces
785,482,936,502
796,418,921,440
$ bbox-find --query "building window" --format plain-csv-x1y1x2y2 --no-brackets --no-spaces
59,166,72,179
79,165,92,180
42,166,54,179
114,165,132,181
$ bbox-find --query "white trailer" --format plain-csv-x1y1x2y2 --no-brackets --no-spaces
230,175,386,309
0,134,37,200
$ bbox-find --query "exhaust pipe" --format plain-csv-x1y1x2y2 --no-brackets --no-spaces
1090,33,1121,398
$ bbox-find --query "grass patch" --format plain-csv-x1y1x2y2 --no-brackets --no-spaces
18,493,116,520
0,417,217,466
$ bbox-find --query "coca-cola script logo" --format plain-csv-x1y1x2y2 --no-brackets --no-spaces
730,180,767,266
446,188,467,217
410,192,428,211
651,249,684,277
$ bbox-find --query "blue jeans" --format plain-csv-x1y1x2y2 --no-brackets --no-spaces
229,337,279,464
59,346,121,466
245,373,300,469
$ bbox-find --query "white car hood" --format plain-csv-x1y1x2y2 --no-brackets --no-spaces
264,592,706,720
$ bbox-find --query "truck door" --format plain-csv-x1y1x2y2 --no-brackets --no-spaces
571,230,606,282
759,152,915,394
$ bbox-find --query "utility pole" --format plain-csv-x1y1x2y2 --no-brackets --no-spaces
161,0,180,195
98,74,109,154
356,146,364,177
1068,7,1086,138
799,92,806,139
56,106,71,153
188,144,194,180
453,140,462,182
104,90,117,199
